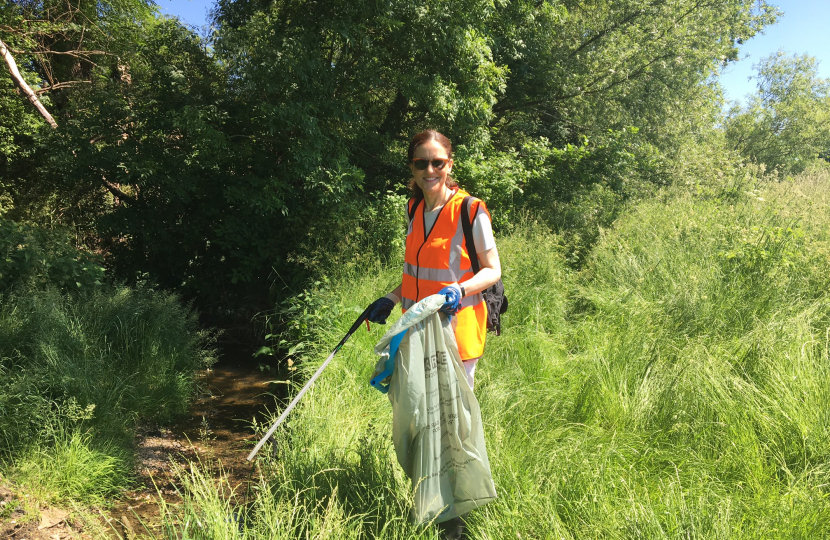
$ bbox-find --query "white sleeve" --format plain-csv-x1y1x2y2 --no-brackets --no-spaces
472,208,496,253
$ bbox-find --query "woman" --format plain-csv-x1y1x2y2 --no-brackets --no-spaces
367,129,501,389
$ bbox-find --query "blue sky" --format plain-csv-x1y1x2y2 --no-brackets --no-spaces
719,1,830,105
156,0,214,29
156,0,830,106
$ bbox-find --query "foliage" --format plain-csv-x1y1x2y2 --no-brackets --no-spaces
487,0,776,146
108,0,773,313
0,0,155,108
0,0,158,226
203,0,512,300
208,0,776,253
41,18,241,299
0,76,44,214
12,428,130,505
725,51,830,176
282,192,409,279
512,127,670,262
0,286,215,459
1,0,783,327
0,217,105,292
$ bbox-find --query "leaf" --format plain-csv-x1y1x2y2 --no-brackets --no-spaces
38,507,68,529
254,346,274,357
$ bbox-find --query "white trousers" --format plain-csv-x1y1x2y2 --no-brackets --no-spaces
462,357,479,390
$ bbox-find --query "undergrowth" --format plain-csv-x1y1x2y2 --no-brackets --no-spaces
0,285,215,505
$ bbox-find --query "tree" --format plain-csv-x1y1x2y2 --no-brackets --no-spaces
1,0,158,223
0,38,56,127
5,0,784,328
208,0,777,208
0,0,155,125
0,59,42,217
725,51,830,175
41,18,242,298
84,0,774,306
483,0,777,146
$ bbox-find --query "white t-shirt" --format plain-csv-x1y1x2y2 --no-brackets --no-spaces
421,203,497,253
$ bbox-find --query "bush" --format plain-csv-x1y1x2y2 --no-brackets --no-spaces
0,218,105,293
519,128,670,263
283,191,408,284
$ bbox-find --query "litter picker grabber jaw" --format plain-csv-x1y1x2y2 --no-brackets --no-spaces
246,304,373,462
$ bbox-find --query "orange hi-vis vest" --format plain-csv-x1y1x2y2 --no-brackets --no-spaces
402,189,489,360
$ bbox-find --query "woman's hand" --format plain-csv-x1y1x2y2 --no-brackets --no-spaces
438,283,463,314
367,285,403,324
366,297,395,324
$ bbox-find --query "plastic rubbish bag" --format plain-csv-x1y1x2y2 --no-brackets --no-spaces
372,294,497,524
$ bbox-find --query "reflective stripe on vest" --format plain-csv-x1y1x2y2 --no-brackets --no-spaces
401,291,483,311
401,189,489,360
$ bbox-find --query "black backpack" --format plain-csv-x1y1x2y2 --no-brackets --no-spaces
408,196,508,335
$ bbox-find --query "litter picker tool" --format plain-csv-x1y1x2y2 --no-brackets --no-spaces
246,305,372,461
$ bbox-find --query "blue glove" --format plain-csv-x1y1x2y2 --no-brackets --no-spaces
438,284,462,314
367,297,395,324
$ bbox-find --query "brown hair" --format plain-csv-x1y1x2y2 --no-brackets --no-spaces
407,130,458,200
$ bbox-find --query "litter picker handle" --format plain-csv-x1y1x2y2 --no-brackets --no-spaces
246,305,373,462
369,328,408,394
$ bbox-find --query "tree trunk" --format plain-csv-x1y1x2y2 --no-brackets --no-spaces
0,38,58,129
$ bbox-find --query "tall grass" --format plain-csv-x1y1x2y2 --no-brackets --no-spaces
0,285,214,504
12,429,130,505
527,183,830,538
159,171,830,538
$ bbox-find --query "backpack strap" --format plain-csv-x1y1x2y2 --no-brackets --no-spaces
407,197,423,225
460,196,481,274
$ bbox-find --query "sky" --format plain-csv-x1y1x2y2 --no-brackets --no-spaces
156,0,214,30
718,0,830,105
156,0,830,106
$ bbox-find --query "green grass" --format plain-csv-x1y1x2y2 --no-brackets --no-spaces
156,169,830,538
12,428,130,505
0,285,215,505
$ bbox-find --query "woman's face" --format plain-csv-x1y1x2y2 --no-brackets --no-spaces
409,139,453,200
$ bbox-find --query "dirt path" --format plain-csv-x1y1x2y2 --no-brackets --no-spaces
0,356,286,540
107,358,283,538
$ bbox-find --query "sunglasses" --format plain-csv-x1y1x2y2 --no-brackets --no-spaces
411,158,450,171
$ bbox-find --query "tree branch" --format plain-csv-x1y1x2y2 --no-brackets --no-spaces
34,80,92,94
569,0,668,58
5,44,111,59
102,180,137,204
378,90,410,137
0,37,57,128
31,49,109,59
